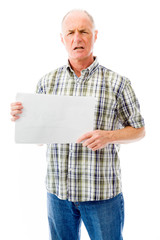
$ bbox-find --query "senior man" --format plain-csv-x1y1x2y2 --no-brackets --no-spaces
11,9,145,240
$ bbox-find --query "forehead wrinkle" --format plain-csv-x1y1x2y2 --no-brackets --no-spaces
67,27,89,32
62,12,94,34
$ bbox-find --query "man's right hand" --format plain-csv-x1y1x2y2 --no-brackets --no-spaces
10,102,23,121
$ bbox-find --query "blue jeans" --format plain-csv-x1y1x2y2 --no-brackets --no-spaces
47,192,124,240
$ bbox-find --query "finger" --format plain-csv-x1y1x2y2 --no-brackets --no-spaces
91,144,102,151
11,115,20,121
83,137,95,147
92,147,98,151
88,144,98,151
11,103,23,110
92,144,107,151
10,110,23,116
88,145,97,151
86,141,97,148
11,102,22,107
76,132,93,143
11,105,23,111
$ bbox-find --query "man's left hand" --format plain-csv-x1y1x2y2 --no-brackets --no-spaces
76,130,113,151
76,126,145,151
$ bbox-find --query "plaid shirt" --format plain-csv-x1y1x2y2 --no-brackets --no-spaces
36,57,145,202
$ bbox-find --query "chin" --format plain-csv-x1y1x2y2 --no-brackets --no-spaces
72,53,91,61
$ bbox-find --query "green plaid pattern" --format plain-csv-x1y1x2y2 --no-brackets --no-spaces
36,57,145,202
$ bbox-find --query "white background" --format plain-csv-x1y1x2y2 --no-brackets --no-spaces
0,0,160,239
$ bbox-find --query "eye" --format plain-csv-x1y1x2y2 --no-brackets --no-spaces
67,32,74,36
81,30,88,34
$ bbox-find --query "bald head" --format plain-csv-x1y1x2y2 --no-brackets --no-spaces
61,9,95,33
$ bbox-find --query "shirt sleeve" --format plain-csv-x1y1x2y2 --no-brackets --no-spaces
35,70,56,94
35,78,44,94
117,79,145,128
35,73,49,94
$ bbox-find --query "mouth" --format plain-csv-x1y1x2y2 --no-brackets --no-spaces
73,46,84,50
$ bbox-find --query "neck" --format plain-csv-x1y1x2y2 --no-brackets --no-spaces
69,55,94,77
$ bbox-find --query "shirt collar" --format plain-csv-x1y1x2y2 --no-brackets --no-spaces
66,57,99,77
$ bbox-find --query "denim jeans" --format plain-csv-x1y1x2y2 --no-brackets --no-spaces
47,192,124,240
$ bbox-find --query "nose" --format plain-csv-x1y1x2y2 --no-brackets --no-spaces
73,31,82,43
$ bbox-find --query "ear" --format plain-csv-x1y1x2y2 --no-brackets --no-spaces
60,33,64,45
94,30,98,43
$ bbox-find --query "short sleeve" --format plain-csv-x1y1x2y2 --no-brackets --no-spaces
35,78,44,94
117,79,145,128
35,73,49,94
35,70,57,94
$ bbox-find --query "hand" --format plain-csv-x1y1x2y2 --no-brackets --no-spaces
10,102,23,121
76,130,113,151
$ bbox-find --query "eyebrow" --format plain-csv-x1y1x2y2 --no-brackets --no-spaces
67,28,89,33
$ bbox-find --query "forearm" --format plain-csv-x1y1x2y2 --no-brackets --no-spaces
76,126,145,151
110,126,145,144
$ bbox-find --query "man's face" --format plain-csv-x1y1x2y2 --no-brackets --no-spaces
61,12,98,61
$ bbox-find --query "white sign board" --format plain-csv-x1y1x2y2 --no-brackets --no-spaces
15,93,96,144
